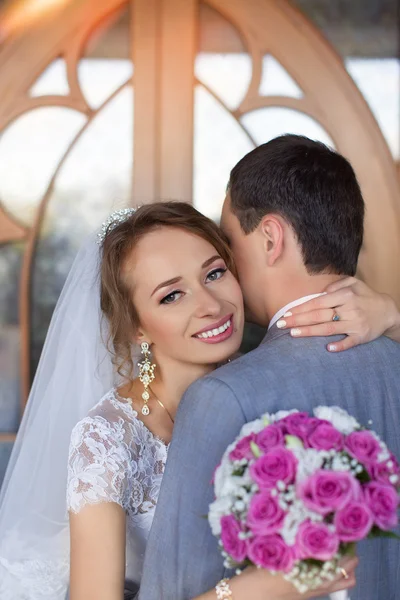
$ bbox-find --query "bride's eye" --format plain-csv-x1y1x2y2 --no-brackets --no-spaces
206,267,227,283
160,290,182,304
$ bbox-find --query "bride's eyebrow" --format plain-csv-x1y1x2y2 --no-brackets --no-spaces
202,255,221,269
151,277,181,297
151,255,222,297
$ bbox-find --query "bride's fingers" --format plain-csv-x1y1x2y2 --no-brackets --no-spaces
285,323,361,352
337,555,359,573
288,322,344,339
319,556,359,594
277,309,337,330
287,288,357,317
325,335,360,353
325,573,357,593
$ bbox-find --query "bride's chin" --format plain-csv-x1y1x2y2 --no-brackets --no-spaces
205,341,242,365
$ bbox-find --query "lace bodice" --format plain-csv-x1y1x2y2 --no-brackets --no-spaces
0,390,168,599
67,388,168,583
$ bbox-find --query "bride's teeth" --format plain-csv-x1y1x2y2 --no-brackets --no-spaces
196,318,232,339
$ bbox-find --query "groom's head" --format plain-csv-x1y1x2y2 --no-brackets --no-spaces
221,135,365,326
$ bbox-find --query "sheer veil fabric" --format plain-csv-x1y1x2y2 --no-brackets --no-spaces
0,235,117,599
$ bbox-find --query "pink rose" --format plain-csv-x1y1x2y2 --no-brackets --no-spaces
220,515,248,563
229,434,256,461
364,482,399,530
296,520,340,561
334,501,374,541
278,412,319,444
247,490,286,535
308,422,344,452
256,425,284,453
345,431,381,465
250,447,297,489
299,470,361,515
369,454,400,487
248,534,294,573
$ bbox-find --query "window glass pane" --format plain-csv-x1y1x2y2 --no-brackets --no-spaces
0,245,21,434
294,0,399,159
30,86,134,376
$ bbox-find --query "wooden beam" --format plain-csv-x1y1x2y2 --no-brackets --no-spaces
158,0,197,201
131,0,159,203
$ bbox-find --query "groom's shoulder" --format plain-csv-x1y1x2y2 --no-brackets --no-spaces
210,330,400,385
208,338,282,385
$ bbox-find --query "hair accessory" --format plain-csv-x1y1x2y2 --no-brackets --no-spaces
138,342,156,416
97,207,138,244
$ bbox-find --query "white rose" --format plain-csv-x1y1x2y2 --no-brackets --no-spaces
214,457,233,497
314,405,359,434
273,409,299,422
208,496,234,535
239,418,265,438
293,447,323,482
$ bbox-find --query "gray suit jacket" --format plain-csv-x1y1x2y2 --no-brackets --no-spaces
138,326,400,600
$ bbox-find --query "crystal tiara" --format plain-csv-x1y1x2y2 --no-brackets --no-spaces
97,207,138,244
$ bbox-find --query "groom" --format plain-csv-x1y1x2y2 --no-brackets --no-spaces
139,135,400,599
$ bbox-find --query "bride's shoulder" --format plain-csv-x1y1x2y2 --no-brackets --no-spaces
85,387,137,420
69,389,132,440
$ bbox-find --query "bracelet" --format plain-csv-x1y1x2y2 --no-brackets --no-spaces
215,578,233,599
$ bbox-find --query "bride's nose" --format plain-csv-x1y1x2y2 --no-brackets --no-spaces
194,286,222,318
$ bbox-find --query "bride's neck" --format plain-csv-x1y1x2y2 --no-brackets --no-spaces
150,356,215,414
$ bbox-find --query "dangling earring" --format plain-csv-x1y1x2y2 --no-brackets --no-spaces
138,342,156,416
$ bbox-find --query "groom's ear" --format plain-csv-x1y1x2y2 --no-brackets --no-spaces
259,214,284,266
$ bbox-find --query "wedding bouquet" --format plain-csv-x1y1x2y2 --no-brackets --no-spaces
209,407,400,593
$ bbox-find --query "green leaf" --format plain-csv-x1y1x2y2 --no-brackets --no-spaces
285,435,304,449
356,469,371,484
232,466,246,477
250,441,262,458
340,542,357,556
368,526,400,541
303,558,325,568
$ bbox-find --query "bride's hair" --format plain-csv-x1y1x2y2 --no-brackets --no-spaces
100,201,236,379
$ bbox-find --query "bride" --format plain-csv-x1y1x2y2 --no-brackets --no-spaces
0,202,398,600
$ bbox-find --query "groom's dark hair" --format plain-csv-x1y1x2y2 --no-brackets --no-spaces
227,135,365,276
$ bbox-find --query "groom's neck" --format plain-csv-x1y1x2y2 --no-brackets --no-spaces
264,272,343,323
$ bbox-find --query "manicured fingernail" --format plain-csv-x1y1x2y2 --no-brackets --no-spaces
328,344,337,352
276,319,286,329
291,328,301,336
283,311,292,317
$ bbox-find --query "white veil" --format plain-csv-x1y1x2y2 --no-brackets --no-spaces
0,232,117,599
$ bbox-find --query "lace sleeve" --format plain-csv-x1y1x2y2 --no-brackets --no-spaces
67,416,133,513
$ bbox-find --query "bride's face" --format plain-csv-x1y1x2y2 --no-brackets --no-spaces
124,226,244,367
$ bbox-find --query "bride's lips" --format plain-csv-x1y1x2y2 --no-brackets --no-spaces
193,315,234,344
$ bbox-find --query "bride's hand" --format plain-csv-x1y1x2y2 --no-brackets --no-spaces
275,277,400,352
235,555,358,600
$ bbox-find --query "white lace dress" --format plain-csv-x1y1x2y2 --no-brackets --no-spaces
0,389,167,600
67,388,168,590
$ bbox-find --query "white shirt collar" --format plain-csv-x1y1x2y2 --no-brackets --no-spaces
268,293,326,330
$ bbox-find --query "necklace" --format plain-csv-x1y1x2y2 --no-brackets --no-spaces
148,385,175,424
